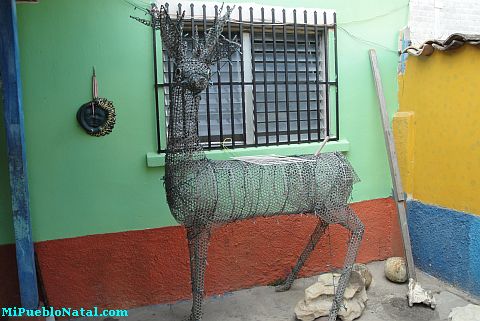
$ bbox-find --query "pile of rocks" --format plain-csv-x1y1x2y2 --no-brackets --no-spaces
295,264,372,321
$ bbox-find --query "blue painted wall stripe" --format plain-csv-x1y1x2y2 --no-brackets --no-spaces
407,200,480,297
469,218,480,295
0,0,39,309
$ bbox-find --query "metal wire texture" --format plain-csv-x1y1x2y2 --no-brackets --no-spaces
133,4,364,321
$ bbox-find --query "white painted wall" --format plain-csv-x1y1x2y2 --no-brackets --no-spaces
408,0,480,45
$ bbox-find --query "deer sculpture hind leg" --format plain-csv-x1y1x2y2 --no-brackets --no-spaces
275,218,329,292
275,207,364,321
327,207,365,321
186,225,212,321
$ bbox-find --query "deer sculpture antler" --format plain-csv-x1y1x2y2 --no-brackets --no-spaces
198,5,240,64
133,4,364,321
132,4,239,64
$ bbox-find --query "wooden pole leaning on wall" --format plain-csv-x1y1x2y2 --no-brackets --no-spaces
369,49,436,309
368,49,415,280
0,0,39,309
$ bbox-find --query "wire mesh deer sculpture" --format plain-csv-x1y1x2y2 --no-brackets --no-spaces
133,4,364,321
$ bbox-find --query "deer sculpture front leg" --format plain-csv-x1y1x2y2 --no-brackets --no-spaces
187,225,212,321
327,207,365,321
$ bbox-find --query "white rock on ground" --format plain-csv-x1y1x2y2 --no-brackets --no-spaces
407,278,436,309
384,257,408,283
295,271,368,321
448,304,480,321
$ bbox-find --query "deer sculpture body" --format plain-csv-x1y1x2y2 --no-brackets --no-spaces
133,5,364,321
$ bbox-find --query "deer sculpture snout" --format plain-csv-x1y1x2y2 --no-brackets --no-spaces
176,63,212,95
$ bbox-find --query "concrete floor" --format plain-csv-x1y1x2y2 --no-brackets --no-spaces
76,261,479,321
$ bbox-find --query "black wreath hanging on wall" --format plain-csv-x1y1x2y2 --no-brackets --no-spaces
77,68,116,137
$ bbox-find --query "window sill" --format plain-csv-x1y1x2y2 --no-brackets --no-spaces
146,139,350,167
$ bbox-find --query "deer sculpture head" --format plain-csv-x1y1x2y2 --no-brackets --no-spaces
133,4,240,153
136,4,240,95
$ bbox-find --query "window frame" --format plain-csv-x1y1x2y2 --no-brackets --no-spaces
152,3,339,153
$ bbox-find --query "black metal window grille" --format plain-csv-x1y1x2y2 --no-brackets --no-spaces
152,3,339,153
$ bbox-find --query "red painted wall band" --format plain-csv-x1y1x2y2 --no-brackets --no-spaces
0,244,21,310
0,198,402,312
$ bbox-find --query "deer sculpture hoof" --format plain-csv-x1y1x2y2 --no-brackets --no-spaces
274,282,292,292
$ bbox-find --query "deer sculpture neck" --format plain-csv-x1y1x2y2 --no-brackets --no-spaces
166,83,204,157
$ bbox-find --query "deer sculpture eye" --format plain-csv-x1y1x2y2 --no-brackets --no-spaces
175,67,182,78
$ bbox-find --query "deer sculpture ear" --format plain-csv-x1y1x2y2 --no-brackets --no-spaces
199,5,241,65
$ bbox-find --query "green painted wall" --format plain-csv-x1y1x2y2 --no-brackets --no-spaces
0,0,408,245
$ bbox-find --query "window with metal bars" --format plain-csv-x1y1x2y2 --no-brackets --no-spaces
153,3,339,152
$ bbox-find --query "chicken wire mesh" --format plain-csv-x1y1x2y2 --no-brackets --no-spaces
132,4,364,321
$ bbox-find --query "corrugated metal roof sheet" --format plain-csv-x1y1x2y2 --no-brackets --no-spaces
403,33,480,56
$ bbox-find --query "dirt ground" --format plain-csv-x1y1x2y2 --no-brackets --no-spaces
73,260,479,321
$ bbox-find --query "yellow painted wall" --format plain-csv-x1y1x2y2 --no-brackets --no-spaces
392,111,415,195
395,45,480,215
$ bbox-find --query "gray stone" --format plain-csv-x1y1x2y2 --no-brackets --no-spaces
385,257,408,283
353,263,373,289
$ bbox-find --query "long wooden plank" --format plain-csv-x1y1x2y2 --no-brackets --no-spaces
368,49,416,280
0,0,39,309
